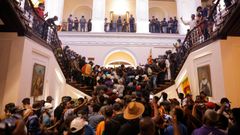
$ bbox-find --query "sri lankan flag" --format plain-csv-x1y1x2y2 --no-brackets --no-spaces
181,77,191,95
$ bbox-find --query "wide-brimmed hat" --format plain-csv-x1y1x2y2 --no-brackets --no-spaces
70,117,88,133
124,101,145,120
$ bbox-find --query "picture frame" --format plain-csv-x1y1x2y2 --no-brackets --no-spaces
197,65,212,96
31,63,46,97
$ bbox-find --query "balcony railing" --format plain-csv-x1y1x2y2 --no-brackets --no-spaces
6,0,72,81
172,0,238,79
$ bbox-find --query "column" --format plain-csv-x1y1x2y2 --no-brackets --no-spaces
136,0,149,33
92,0,106,32
176,0,201,34
45,0,65,25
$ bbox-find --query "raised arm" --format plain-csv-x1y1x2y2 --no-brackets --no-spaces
73,99,88,113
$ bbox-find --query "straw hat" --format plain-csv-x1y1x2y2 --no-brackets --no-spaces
124,101,145,120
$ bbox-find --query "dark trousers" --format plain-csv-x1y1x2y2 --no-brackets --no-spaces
130,24,134,32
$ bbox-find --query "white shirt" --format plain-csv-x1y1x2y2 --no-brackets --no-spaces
181,19,197,30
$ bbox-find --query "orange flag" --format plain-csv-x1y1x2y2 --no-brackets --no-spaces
148,49,153,65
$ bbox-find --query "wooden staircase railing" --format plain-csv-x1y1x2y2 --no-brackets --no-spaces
172,0,238,80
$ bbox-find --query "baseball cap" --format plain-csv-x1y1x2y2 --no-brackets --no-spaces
46,96,54,101
70,117,88,133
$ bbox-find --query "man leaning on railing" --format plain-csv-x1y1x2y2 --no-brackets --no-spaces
43,16,58,41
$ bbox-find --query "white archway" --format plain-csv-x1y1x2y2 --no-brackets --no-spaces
72,6,92,20
149,7,166,20
103,49,137,68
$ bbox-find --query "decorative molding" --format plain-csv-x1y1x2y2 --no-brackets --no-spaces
58,32,185,47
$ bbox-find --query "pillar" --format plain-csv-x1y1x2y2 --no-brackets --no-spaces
176,0,201,34
92,0,106,32
45,0,65,25
136,0,149,33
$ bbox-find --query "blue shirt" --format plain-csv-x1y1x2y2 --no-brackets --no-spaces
164,123,188,135
84,125,95,135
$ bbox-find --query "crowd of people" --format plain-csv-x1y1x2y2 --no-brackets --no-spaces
65,14,179,33
67,15,92,32
104,15,136,32
62,45,178,91
149,16,178,34
1,86,240,135
66,15,135,32
2,0,238,135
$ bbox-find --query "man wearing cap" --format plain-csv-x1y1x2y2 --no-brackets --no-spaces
46,96,54,104
42,102,53,127
70,117,94,135
117,101,145,135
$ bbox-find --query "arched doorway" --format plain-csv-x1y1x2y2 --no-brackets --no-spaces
73,6,92,20
104,50,137,68
149,7,166,20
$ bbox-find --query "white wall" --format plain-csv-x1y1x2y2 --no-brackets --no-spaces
0,33,89,114
45,0,65,24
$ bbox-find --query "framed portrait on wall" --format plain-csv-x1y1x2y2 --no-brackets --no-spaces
197,65,212,96
31,63,46,97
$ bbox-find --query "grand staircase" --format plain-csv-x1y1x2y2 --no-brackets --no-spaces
1,0,240,96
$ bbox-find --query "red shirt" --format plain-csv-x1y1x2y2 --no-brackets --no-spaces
35,8,44,19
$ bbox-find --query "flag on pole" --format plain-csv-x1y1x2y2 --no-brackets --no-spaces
148,49,153,65
181,77,191,95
